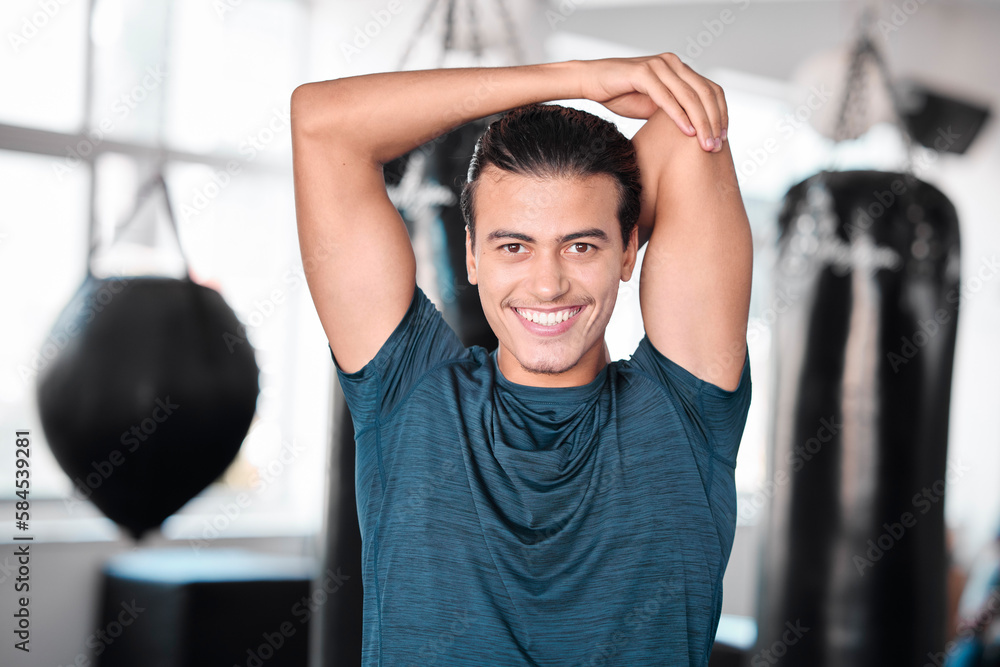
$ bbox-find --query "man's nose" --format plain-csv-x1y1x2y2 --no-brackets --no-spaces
527,251,569,301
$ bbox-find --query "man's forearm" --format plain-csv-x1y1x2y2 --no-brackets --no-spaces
291,60,581,165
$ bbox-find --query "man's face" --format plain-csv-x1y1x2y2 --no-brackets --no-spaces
465,165,638,386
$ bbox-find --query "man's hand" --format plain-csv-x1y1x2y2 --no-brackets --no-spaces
575,52,728,153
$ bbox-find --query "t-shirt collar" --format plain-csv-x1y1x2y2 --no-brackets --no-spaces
489,347,609,402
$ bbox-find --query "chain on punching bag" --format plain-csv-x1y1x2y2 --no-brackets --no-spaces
754,25,963,666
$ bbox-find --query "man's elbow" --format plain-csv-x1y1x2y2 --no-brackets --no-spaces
291,81,347,139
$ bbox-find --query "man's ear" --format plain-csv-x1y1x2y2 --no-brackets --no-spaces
465,225,478,285
621,225,639,282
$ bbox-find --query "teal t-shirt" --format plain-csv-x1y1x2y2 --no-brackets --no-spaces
331,285,752,666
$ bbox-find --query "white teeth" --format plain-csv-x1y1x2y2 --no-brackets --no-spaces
514,307,582,326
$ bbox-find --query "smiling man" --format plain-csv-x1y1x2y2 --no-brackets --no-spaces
291,53,753,666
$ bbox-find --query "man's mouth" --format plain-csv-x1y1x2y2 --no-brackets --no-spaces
512,306,584,327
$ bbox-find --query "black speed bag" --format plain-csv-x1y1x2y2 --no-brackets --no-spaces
36,273,260,540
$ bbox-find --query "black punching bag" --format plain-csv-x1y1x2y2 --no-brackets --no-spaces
35,175,260,540
755,169,961,665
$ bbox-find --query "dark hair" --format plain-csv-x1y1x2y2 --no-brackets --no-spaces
460,102,641,251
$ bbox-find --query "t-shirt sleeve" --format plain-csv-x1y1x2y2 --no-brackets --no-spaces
330,284,467,433
627,333,752,466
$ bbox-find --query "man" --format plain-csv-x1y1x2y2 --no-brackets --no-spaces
291,53,752,666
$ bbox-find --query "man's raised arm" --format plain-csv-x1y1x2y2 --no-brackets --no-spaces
632,104,753,393
290,62,580,374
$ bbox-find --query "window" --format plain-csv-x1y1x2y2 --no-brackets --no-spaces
0,0,329,542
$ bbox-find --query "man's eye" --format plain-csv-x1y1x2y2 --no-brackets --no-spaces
570,243,593,253
502,243,522,253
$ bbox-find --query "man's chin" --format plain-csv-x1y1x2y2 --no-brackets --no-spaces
507,346,580,376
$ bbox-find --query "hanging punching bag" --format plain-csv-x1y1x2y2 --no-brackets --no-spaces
36,175,260,540
754,168,961,665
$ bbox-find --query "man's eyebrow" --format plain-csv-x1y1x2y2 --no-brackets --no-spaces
484,228,611,244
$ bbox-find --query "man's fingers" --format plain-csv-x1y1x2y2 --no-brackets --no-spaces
701,78,729,146
647,86,694,137
666,59,726,151
646,59,716,151
691,78,723,148
714,82,729,139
